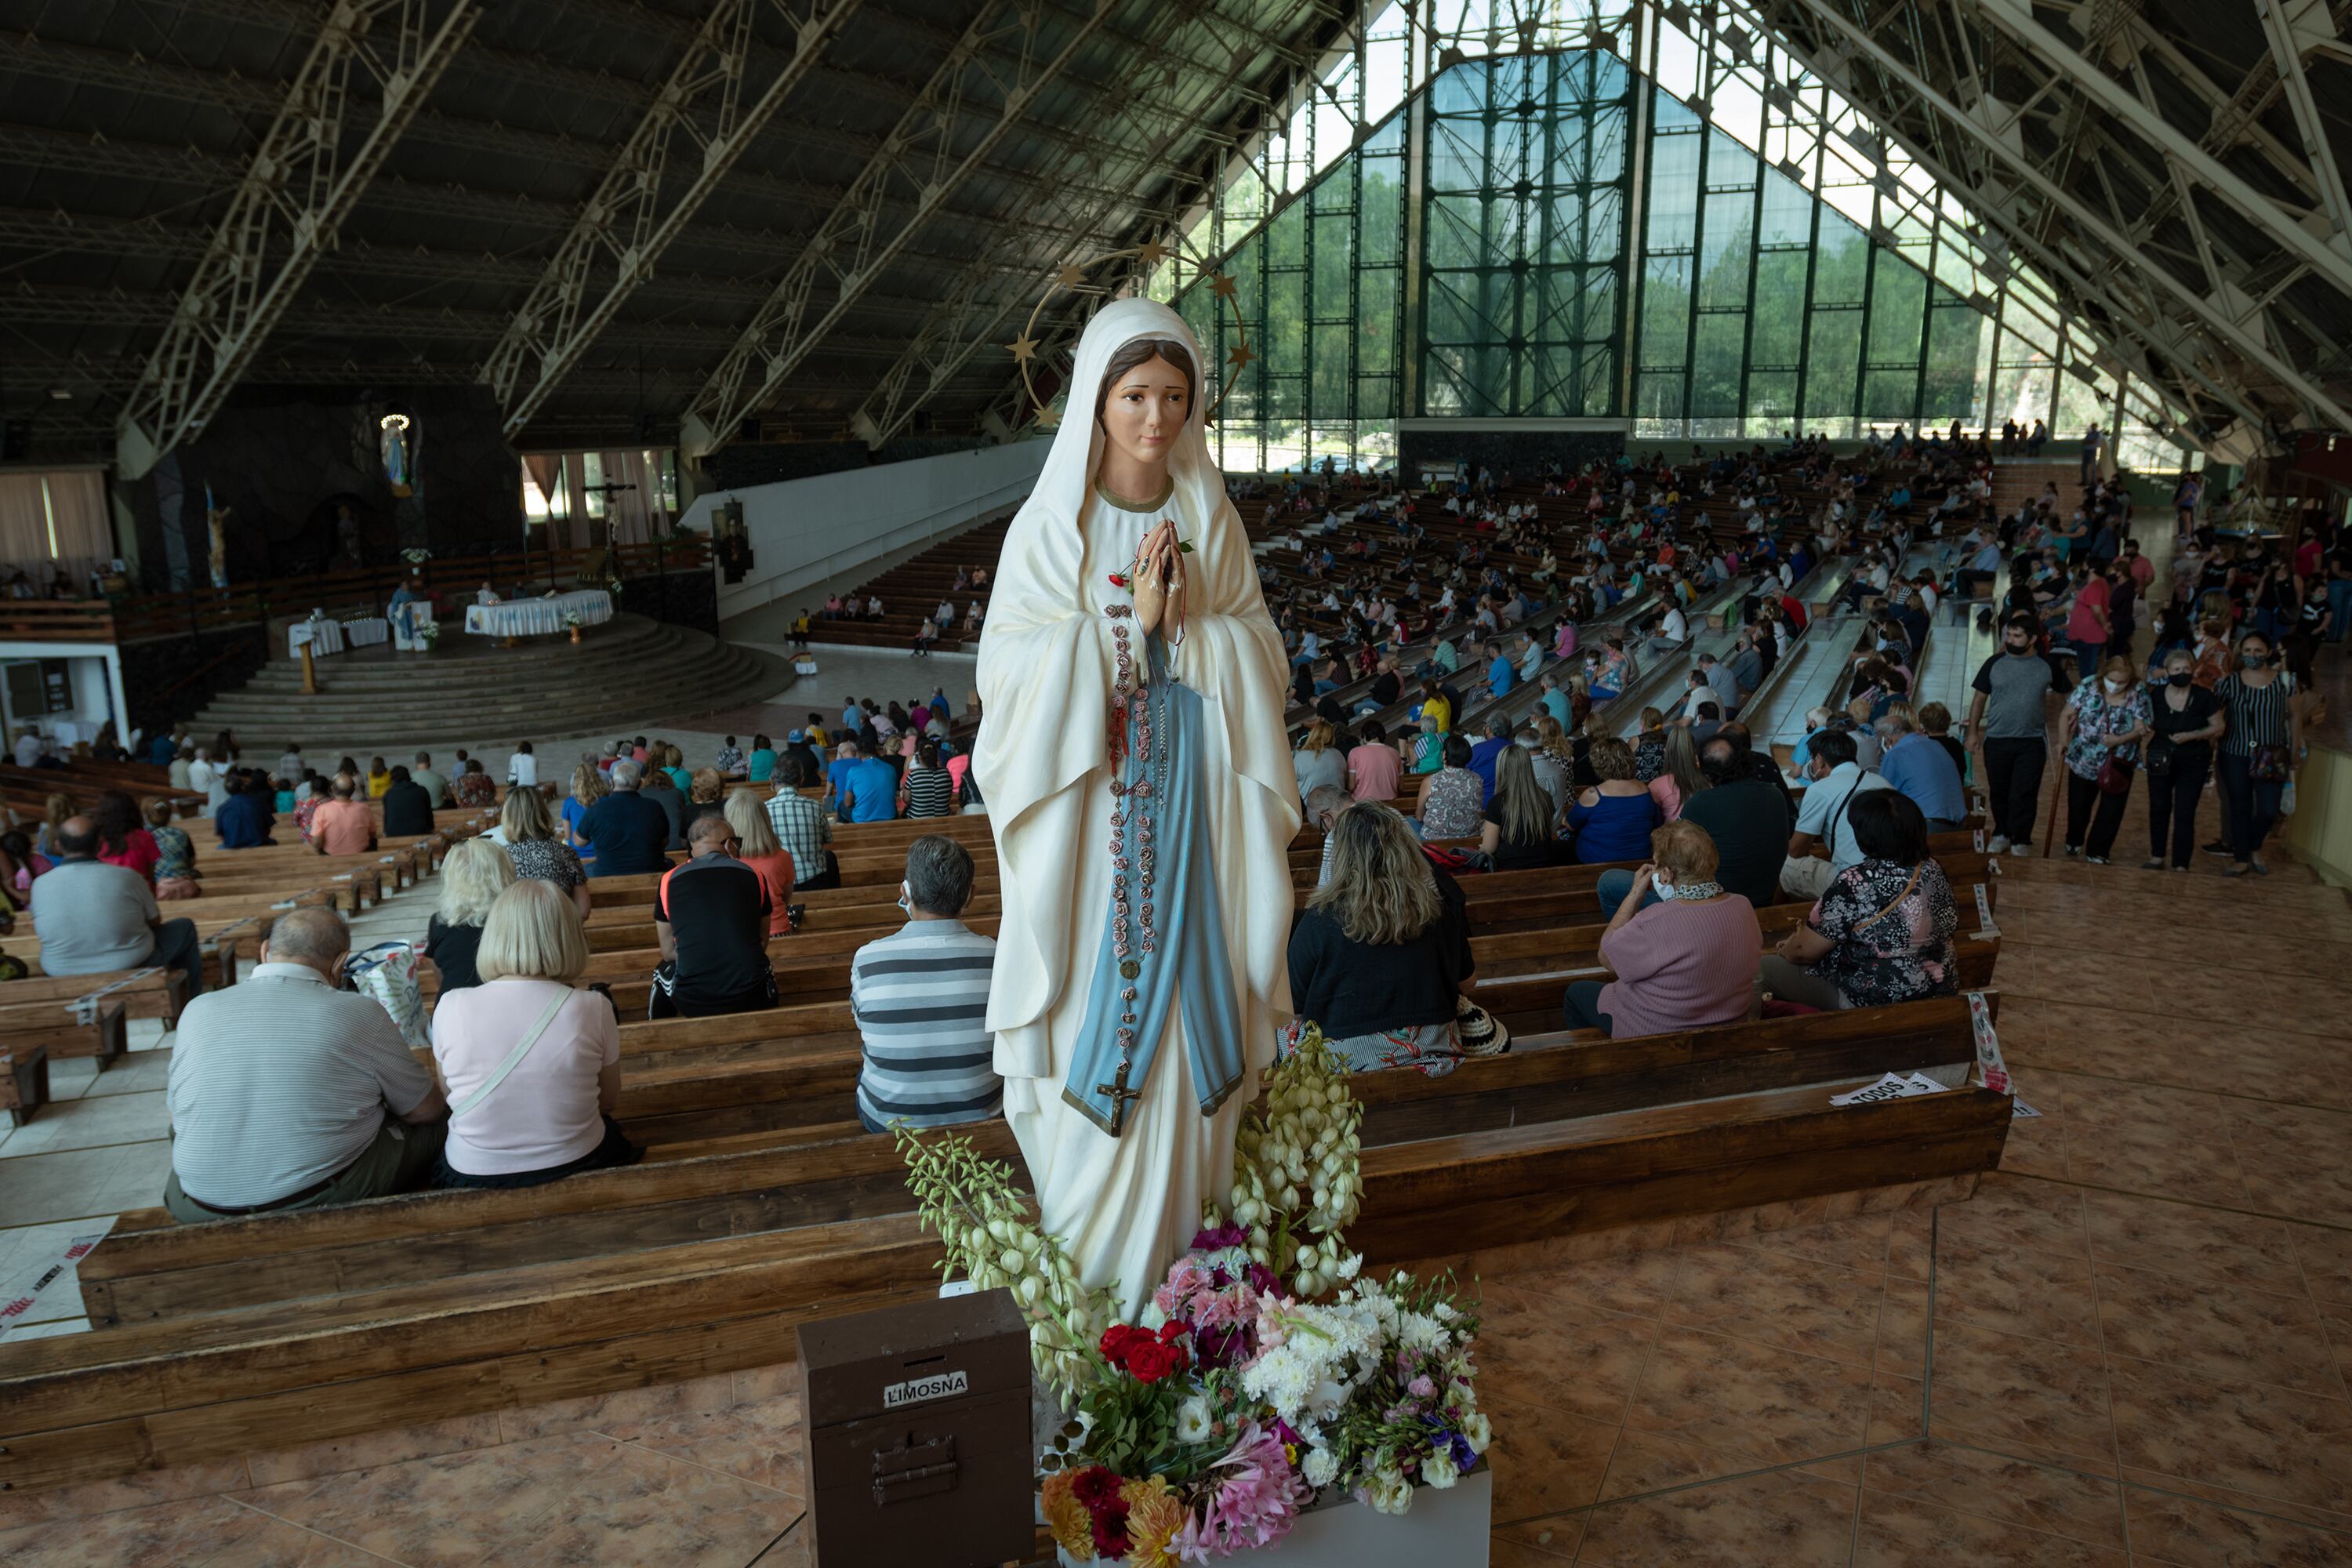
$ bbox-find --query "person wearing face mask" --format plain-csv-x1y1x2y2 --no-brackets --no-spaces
1563,819,1762,1038
2059,656,2154,863
1965,614,2065,854
850,836,999,1132
2141,649,2226,871
1781,728,1895,898
2209,632,2303,875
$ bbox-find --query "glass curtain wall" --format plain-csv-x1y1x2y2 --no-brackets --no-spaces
1420,50,1630,419
1176,113,1407,474
1159,11,2208,474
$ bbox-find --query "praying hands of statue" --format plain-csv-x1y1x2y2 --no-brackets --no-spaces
1131,520,1185,638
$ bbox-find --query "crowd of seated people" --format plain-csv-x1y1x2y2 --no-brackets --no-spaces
94,423,2332,1233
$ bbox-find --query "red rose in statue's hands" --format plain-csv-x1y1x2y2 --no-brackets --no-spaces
1156,1320,1188,1347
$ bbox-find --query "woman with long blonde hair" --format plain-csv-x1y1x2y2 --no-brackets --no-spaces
1288,802,1474,1076
723,788,796,935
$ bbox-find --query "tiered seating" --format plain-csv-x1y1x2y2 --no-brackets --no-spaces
0,803,490,1125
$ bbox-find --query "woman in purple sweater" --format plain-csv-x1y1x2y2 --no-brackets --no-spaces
1563,819,1762,1037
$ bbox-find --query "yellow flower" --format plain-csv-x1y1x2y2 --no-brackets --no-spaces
1041,1470,1095,1561
1120,1475,1189,1568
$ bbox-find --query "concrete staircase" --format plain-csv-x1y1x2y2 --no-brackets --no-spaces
187,614,795,749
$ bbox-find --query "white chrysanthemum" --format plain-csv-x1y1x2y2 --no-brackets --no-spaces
1174,1396,1212,1443
1335,1250,1364,1280
1397,1309,1449,1354
1301,1445,1339,1489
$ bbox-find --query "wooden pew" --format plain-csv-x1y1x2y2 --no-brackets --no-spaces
9,1063,2007,1496
78,994,1994,1327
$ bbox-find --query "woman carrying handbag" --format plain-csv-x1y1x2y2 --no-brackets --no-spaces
2059,655,2153,864
2212,630,2303,876
2141,648,2227,872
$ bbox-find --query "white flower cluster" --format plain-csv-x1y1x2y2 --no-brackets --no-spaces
898,1129,1115,1399
1240,1300,1381,1425
1226,1032,1364,1296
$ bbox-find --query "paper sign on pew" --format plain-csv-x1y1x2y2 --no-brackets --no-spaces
0,1232,107,1339
1829,1073,1950,1106
1963,990,2011,1096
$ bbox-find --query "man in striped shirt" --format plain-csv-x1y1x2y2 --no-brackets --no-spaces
851,836,1000,1132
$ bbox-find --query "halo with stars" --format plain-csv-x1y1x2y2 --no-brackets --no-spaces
1006,237,1254,430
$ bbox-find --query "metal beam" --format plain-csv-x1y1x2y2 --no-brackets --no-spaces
680,0,1116,458
1960,0,2352,294
483,0,865,436
113,0,482,479
2256,0,2352,247
847,0,1278,448
1762,0,2352,430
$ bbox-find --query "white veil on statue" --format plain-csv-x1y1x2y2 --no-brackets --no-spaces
972,298,1300,1310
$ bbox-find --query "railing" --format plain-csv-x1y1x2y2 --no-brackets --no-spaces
101,537,713,644
0,601,117,644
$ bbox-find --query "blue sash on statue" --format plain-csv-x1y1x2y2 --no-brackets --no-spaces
1063,634,1247,1137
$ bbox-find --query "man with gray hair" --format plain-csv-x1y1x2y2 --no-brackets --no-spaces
576,757,672,877
850,836,999,1132
163,906,446,1221
1875,709,1966,831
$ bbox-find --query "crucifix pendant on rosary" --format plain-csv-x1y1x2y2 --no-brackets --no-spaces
1094,1058,1145,1135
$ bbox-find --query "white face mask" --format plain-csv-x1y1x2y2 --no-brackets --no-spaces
2103,677,2126,694
1652,875,1679,902
897,881,912,914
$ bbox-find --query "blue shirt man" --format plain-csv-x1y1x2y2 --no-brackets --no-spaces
1877,728,1966,828
215,787,274,849
1467,731,1512,801
839,755,901,822
1486,652,1515,698
824,751,859,810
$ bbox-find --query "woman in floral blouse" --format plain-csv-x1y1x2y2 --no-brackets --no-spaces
1762,789,1958,1012
143,797,198,900
2060,655,2154,863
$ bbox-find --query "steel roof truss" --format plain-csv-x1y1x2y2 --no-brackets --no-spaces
114,0,483,480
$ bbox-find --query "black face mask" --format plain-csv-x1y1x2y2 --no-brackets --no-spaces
2168,673,2193,687
2004,641,2032,655
2241,652,2268,668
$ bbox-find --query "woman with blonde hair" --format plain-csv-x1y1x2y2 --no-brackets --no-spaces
1291,717,1347,806
724,788,796,935
1564,818,1762,1037
1287,802,1476,1076
29,791,72,861
563,760,606,866
499,784,590,918
426,835,515,994
430,878,638,1189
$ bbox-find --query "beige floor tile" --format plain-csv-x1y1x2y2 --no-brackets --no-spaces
1851,1487,2128,1566
1859,1440,2126,1552
1577,1464,1860,1567
1481,1395,1619,1525
1620,1325,1875,1474
2105,1352,2352,1519
2121,1483,2352,1566
1922,1319,2116,1478
2093,1261,2339,1399
0,1091,169,1160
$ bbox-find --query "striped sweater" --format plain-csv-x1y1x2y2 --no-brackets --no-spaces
850,919,1001,1130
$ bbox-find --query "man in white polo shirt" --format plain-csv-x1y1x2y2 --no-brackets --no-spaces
162,906,447,1222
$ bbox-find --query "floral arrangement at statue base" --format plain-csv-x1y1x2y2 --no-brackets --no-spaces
897,1030,1487,1566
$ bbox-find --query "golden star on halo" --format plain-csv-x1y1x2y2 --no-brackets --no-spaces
1054,262,1089,289
1035,406,1061,430
1007,335,1039,362
1136,239,1170,266
1208,271,1238,299
1226,341,1255,369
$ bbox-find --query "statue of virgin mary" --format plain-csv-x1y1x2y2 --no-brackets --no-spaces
974,298,1299,1319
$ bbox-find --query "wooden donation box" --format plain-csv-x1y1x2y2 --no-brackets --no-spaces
797,1288,1034,1567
